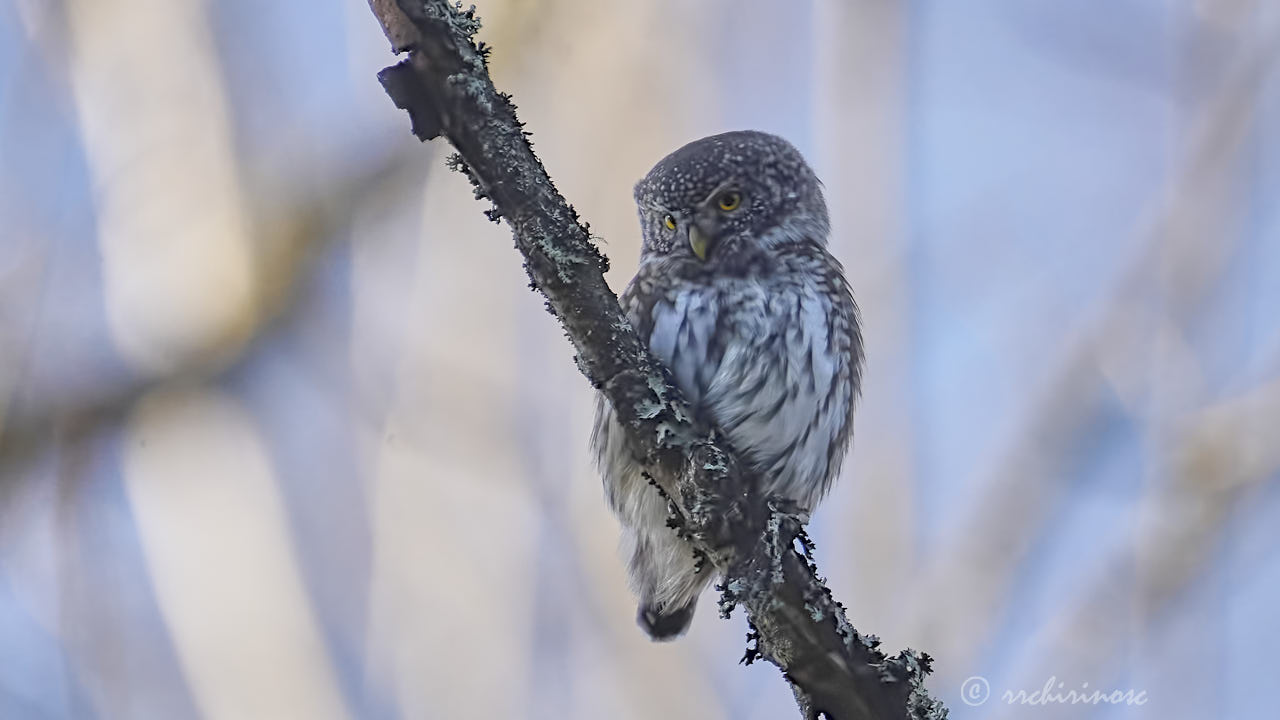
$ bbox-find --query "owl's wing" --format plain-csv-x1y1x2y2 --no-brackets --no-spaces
590,274,669,518
618,278,652,337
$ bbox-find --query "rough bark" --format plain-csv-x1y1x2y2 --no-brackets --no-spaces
365,2,948,718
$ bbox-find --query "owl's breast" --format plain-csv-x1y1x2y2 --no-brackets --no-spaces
642,277,853,507
645,285,723,409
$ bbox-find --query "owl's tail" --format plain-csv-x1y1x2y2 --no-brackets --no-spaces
637,600,697,641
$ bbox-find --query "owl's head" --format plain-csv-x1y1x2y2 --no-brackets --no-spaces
633,130,829,271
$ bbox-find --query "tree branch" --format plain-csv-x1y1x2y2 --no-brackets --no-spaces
365,3,947,718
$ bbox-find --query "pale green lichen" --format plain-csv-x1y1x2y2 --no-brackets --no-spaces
447,73,493,112
528,232,582,284
702,457,728,472
634,398,663,419
437,1,482,40
805,602,823,622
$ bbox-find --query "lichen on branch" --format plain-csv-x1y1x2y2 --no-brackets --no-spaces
366,2,947,718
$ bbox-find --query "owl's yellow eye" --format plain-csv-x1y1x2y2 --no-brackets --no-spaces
717,191,742,212
663,214,677,230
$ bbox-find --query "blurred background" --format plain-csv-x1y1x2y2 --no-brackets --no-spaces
2,0,1278,718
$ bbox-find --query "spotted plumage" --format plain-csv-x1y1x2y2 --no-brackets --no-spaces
592,130,863,640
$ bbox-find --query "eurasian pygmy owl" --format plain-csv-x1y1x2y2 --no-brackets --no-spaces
592,130,864,640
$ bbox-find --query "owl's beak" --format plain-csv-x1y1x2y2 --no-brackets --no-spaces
688,224,710,261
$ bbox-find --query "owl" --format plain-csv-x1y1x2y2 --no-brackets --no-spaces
592,130,864,640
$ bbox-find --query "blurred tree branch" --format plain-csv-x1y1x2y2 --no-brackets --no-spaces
0,154,415,493
897,18,1280,678
365,2,946,719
